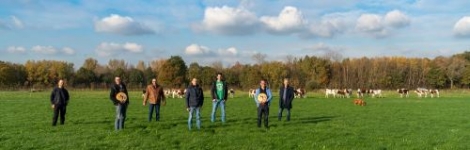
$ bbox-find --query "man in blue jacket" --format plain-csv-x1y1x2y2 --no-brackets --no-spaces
279,78,295,121
211,73,228,123
186,78,204,130
254,79,272,128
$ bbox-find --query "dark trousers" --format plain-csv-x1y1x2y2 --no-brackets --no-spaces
148,104,161,121
257,104,269,128
52,105,66,126
278,107,291,121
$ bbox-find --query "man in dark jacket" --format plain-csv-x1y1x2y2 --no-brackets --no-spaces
50,79,69,126
109,77,129,130
185,78,204,130
278,78,295,121
210,73,228,123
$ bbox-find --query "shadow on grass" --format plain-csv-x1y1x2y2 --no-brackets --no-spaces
295,116,337,124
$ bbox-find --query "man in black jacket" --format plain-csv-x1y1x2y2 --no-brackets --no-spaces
50,79,70,126
278,78,295,121
210,73,228,123
109,77,129,130
185,78,204,130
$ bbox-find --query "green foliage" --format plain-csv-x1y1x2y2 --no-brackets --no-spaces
158,56,187,88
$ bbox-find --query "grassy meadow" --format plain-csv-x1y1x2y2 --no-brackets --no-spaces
1,89,470,149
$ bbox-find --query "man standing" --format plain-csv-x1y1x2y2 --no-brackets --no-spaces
254,79,272,128
186,78,204,130
143,78,166,122
278,78,295,121
109,77,129,130
50,79,70,126
210,73,228,123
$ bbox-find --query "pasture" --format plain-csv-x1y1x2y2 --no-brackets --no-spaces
1,90,470,149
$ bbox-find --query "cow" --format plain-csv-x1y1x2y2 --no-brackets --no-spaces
415,88,429,98
429,89,440,98
397,88,409,98
229,88,235,98
325,89,338,98
357,88,368,98
295,88,306,98
371,89,382,98
171,88,185,98
248,89,256,98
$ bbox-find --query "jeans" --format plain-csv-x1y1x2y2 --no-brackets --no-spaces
52,105,66,126
211,100,225,123
148,104,161,121
188,107,201,130
257,104,269,128
278,108,291,121
115,104,128,130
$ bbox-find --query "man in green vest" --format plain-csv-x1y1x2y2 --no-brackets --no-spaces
211,73,228,123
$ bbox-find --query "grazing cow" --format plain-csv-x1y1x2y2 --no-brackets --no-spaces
371,89,382,98
397,88,409,98
357,88,367,98
229,88,235,98
325,89,338,98
295,88,306,98
353,99,366,106
429,89,440,98
142,89,146,98
248,89,256,98
415,88,429,98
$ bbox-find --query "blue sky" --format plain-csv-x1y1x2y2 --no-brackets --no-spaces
1,0,470,68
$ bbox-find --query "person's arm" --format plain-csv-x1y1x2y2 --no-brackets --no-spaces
50,88,55,105
185,88,190,109
64,89,70,105
109,86,119,105
267,88,273,104
254,89,260,106
210,82,216,100
289,87,295,101
223,82,228,101
143,86,149,105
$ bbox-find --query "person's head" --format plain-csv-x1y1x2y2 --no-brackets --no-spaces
151,78,157,86
260,79,267,89
115,77,121,85
283,78,289,87
58,79,64,88
191,78,198,86
216,72,223,81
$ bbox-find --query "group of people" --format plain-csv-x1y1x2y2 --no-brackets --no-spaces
49,73,296,131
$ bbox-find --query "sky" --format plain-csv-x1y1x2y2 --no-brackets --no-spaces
1,0,470,68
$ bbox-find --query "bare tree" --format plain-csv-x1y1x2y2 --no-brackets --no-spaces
252,53,267,64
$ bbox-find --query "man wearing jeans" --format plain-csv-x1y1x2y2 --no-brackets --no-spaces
109,77,129,130
143,78,166,122
254,79,272,128
278,78,295,121
210,73,228,123
186,78,204,130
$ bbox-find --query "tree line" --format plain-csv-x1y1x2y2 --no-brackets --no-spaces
1,52,470,91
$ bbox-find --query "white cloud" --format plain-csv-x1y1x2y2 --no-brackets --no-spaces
197,6,259,35
260,6,306,34
95,14,155,36
356,10,411,38
303,43,344,53
31,45,57,54
454,16,470,37
384,10,411,28
11,16,24,29
218,47,238,56
184,44,212,55
62,47,75,55
7,46,26,53
306,12,355,38
96,42,144,57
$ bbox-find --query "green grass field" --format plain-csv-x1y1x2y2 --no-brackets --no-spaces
1,90,470,150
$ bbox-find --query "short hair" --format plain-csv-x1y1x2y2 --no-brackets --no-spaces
216,72,223,76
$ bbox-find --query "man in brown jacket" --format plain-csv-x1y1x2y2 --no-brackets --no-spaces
143,78,166,122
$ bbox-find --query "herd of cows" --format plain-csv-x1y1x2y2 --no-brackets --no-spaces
147,87,439,99
325,88,440,98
